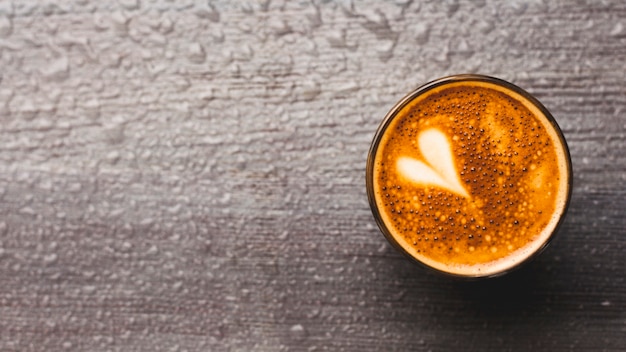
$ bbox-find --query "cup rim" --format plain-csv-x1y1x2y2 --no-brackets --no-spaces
365,74,573,279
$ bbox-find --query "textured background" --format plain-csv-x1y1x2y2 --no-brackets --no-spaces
0,0,624,351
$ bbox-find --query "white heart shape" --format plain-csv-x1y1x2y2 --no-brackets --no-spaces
397,128,469,198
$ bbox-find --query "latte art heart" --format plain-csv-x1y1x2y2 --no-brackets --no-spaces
397,128,469,198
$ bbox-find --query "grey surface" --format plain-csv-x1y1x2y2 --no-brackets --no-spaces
0,0,625,351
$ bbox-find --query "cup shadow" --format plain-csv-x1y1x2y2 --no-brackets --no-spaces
445,261,546,317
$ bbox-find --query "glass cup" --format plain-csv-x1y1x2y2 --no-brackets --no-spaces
366,74,572,278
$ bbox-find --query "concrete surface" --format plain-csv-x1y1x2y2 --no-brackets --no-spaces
0,0,624,351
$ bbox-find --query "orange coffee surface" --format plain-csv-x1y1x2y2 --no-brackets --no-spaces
374,83,563,267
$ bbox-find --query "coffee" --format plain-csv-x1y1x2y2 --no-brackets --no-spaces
366,75,572,278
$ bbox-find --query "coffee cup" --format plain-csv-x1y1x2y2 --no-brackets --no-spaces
366,74,572,278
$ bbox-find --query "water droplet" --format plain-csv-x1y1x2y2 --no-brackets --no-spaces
40,56,70,82
289,324,307,341
195,3,220,22
43,253,58,265
452,38,474,58
0,2,13,17
140,218,154,226
395,0,413,6
477,19,495,34
333,81,360,98
326,29,347,48
10,96,39,120
39,178,53,191
306,3,322,28
111,11,130,34
159,16,174,34
258,0,271,12
83,270,96,279
610,23,624,37
445,0,460,17
0,36,20,51
414,22,430,44
506,0,528,15
81,98,101,119
361,9,397,41
186,42,206,63
117,0,139,11
92,12,110,30
376,39,396,61
196,87,214,101
294,80,320,102
433,48,450,68
0,15,11,37
120,242,132,252
103,125,125,145
67,182,82,193
268,18,292,37
20,206,36,215
167,204,182,214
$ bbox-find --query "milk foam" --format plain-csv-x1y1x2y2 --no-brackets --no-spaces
397,128,469,198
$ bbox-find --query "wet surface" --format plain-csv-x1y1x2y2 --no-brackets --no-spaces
0,0,624,351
